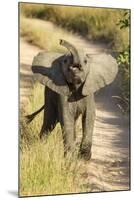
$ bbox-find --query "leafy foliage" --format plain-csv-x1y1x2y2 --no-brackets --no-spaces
117,48,130,65
117,11,130,29
116,10,130,113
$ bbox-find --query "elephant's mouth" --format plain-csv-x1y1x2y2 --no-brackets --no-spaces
69,66,82,84
73,75,82,84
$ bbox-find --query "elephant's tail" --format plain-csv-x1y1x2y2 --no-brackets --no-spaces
25,104,45,124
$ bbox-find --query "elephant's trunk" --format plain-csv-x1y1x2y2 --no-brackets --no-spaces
60,39,82,69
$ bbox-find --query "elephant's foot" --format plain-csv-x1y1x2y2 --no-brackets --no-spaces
79,143,92,160
78,149,92,161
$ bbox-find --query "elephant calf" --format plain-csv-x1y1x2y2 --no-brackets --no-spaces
26,39,118,160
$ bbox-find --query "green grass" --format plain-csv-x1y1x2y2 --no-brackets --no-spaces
20,83,85,196
20,3,129,51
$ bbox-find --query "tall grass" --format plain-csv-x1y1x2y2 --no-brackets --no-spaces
20,3,129,51
20,83,85,196
20,128,82,196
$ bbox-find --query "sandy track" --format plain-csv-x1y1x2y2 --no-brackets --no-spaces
20,20,130,192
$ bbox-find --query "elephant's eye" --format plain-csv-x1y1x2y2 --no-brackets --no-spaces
68,67,70,71
64,59,67,64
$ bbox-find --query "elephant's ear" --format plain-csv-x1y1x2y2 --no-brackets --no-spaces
32,52,70,96
82,53,118,96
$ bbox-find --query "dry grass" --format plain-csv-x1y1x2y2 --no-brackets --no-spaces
20,127,82,196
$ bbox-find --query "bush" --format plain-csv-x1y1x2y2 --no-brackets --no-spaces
116,11,130,113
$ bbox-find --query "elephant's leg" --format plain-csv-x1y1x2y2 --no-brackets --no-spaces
40,87,58,139
73,120,78,143
73,120,77,142
40,107,57,138
61,119,76,155
79,94,95,160
59,100,76,156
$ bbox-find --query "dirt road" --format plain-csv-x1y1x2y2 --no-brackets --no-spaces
20,20,130,192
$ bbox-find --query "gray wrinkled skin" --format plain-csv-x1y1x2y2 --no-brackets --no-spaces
29,39,118,160
40,86,95,160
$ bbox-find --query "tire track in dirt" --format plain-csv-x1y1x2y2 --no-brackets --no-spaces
20,19,130,192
